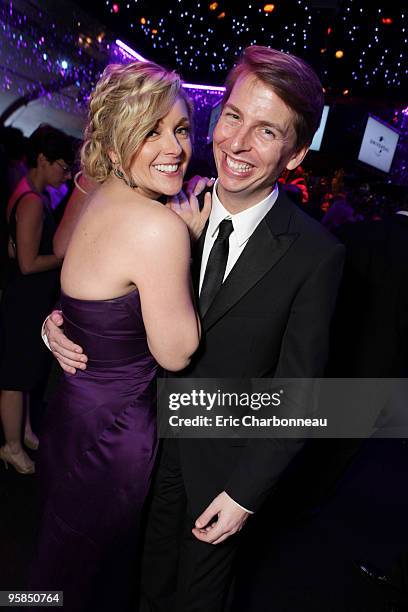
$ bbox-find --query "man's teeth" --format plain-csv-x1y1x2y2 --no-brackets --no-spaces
154,164,179,173
226,156,252,173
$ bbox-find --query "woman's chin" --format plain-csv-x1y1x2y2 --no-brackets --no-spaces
161,187,183,197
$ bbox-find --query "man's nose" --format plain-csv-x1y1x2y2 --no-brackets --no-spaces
230,125,251,152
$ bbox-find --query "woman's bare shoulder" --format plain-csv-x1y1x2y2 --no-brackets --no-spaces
126,197,189,244
10,192,43,219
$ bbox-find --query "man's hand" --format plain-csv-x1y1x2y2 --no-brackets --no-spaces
45,311,88,374
192,491,249,545
166,175,214,241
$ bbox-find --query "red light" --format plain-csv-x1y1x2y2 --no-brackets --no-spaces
263,4,275,12
381,17,393,25
327,27,332,35
113,3,119,13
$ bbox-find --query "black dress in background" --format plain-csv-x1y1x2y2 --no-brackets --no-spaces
0,186,60,391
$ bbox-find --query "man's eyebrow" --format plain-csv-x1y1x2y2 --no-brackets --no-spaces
224,103,287,135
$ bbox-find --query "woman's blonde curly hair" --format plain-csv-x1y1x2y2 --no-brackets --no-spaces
81,60,192,185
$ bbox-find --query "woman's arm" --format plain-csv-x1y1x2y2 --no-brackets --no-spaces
53,173,98,258
130,207,201,372
16,196,62,274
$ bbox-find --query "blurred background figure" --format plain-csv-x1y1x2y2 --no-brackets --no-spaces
0,127,27,296
0,124,74,474
321,193,356,232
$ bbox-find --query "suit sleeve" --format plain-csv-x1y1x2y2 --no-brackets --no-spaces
224,243,345,512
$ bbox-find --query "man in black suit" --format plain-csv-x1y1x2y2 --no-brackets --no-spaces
327,197,408,612
46,47,344,611
329,200,408,377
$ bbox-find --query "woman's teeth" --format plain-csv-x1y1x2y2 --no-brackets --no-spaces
154,164,179,173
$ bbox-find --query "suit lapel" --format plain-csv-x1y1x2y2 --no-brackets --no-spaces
202,189,299,332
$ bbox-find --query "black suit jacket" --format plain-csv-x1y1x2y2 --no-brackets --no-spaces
176,188,345,515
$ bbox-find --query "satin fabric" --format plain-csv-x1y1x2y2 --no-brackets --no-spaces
29,290,158,612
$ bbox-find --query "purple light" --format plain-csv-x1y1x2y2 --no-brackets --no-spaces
402,106,408,116
115,39,147,62
115,39,225,92
183,83,225,92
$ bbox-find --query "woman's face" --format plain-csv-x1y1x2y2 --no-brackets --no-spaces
44,157,72,189
129,96,192,199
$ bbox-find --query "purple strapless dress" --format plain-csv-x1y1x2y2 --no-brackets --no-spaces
29,290,158,612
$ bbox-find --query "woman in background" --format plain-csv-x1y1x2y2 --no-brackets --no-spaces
0,125,73,473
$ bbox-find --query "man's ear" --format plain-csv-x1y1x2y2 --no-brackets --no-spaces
286,145,309,171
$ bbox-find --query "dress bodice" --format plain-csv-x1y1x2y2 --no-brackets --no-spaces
61,289,157,375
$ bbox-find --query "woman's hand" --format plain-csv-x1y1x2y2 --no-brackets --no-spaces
166,176,214,241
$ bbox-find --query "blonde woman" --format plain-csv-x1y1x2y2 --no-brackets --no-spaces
29,61,205,611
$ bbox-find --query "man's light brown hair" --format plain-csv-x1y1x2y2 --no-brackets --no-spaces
223,46,324,150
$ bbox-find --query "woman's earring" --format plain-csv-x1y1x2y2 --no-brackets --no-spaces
113,166,125,180
113,164,137,190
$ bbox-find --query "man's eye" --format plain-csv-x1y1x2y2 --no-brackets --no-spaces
262,128,276,138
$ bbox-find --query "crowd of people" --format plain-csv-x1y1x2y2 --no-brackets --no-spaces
0,44,407,612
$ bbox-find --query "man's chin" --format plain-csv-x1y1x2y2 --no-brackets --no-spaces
218,178,256,196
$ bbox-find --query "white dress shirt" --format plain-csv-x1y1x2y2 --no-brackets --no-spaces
199,181,279,514
199,181,279,294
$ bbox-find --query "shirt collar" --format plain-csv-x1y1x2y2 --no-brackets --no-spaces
209,180,279,247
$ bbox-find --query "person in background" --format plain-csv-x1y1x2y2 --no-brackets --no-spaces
0,127,27,294
321,193,355,233
0,124,74,474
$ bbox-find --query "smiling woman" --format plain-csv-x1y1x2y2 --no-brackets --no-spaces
28,61,201,611
81,61,193,192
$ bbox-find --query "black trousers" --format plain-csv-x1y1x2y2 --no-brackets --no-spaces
141,439,239,612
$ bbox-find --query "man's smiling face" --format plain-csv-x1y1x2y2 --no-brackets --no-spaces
213,73,308,213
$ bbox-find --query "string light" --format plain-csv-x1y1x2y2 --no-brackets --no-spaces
1,0,405,116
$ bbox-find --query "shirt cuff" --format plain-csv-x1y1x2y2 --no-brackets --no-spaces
224,492,254,514
41,315,52,351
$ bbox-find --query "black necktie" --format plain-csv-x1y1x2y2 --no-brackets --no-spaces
199,219,234,317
